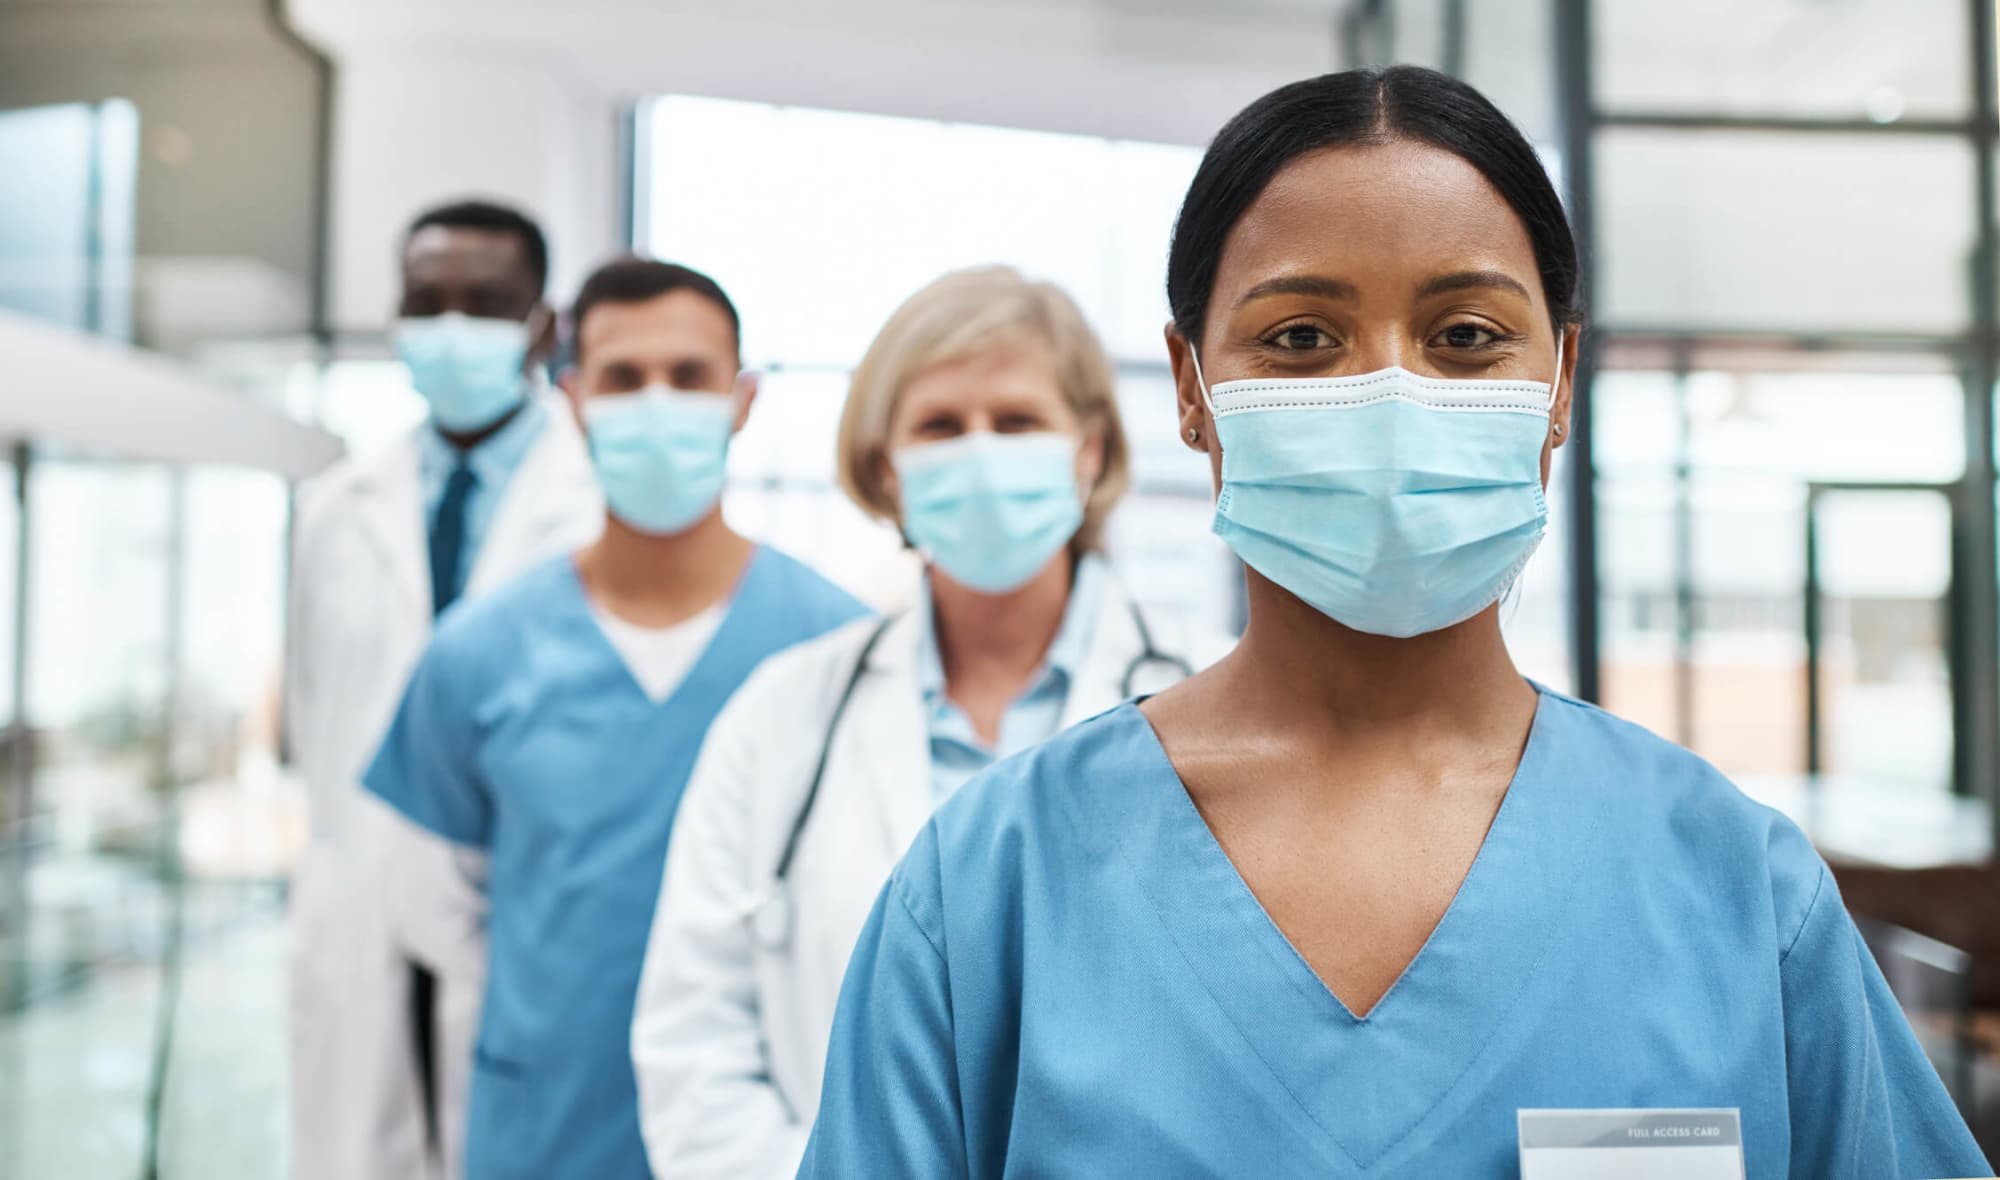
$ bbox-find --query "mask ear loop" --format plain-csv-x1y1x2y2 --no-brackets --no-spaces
1188,343,1219,419
1549,330,1566,415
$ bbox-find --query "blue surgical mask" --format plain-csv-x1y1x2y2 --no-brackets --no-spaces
583,386,735,535
894,432,1084,594
393,313,532,433
1194,342,1561,638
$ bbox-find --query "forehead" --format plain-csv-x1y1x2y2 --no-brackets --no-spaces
403,225,532,287
1215,140,1544,309
897,341,1060,410
577,290,737,361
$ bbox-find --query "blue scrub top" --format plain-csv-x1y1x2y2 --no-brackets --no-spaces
365,547,865,1180
801,691,1992,1179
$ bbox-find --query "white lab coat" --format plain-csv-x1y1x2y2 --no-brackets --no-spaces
630,572,1235,1180
285,395,601,1180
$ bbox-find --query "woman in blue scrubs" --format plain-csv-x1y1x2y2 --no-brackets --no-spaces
801,67,1992,1179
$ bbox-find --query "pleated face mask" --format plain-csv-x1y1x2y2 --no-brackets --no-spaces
583,386,735,535
893,431,1084,594
1193,340,1560,638
393,313,532,433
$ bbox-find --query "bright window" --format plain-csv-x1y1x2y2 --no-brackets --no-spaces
638,96,1241,631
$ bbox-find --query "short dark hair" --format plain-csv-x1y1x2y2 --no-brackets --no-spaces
1166,66,1581,349
405,199,550,295
569,257,742,359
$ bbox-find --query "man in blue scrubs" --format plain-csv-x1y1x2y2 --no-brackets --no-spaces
365,257,866,1179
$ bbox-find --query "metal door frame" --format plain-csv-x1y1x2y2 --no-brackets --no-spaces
1803,481,1966,793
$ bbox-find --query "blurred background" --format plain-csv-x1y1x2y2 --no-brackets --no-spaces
0,0,1995,1174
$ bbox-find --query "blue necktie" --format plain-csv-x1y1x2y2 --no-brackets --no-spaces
429,459,476,617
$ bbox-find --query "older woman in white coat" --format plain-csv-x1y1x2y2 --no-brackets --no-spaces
629,265,1233,1179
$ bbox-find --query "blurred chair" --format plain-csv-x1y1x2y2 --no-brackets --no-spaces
1838,862,1999,1158
1853,914,1976,1107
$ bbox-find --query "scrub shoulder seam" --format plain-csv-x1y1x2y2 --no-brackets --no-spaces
890,873,948,965
1776,862,1830,968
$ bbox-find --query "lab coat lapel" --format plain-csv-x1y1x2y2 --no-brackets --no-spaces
347,434,431,623
466,395,603,597
1062,575,1147,728
844,610,936,856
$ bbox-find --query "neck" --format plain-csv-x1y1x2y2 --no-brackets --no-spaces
1226,570,1532,732
574,507,752,627
436,396,526,451
930,553,1076,695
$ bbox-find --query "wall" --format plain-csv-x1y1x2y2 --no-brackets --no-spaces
0,0,326,347
323,54,622,331
290,0,1349,329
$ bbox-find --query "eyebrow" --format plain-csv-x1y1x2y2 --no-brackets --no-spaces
1415,269,1533,301
1232,275,1358,308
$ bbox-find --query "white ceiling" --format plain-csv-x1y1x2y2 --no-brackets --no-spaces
293,0,1351,146
0,307,342,476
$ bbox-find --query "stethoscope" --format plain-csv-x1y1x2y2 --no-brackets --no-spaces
745,600,1193,949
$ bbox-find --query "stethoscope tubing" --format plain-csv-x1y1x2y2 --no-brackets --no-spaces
751,600,1190,948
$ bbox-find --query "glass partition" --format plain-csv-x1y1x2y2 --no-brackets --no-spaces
0,65,317,1171
1596,357,1969,789
1597,0,1969,120
0,100,135,336
1597,129,1975,335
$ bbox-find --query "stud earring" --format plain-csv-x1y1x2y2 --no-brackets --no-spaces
1553,423,1567,439
1186,427,1201,444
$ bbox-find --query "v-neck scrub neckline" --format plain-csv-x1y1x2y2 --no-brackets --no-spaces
797,686,1991,1178
360,548,869,1180
1133,690,1552,1026
1094,695,1579,1168
562,550,753,708
580,585,728,705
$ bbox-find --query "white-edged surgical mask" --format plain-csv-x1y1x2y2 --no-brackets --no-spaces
1192,338,1563,638
393,312,532,433
582,386,735,535
893,431,1084,594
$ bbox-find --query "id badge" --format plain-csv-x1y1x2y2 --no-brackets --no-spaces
1518,1109,1744,1179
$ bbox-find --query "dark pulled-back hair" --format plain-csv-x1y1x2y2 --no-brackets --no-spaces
1166,66,1581,348
406,199,550,295
569,256,742,359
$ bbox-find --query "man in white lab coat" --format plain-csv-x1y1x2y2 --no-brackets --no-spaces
285,200,601,1180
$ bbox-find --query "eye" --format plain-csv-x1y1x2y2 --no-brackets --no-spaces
601,364,644,392
669,362,714,391
913,414,961,438
466,290,515,318
400,291,444,318
994,411,1045,433
1262,323,1333,351
1433,321,1505,351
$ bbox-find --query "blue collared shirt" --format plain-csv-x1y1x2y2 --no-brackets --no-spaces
418,395,549,595
915,554,1104,802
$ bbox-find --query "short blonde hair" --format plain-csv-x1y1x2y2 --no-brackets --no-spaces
837,265,1131,551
